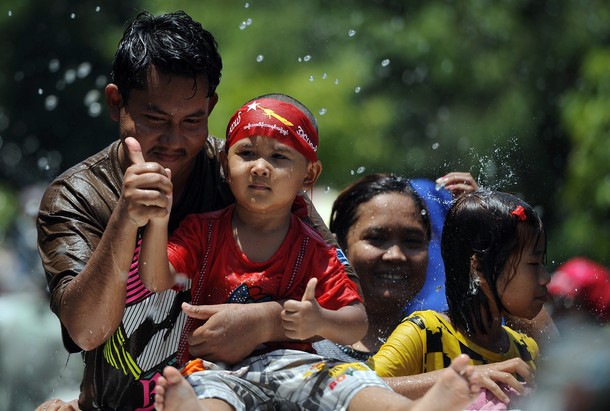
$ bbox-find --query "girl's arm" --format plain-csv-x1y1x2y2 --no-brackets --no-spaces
384,358,534,404
280,278,368,345
139,218,176,292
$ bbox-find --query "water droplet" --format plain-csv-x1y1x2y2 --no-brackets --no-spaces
77,62,92,78
381,59,390,67
309,76,315,82
432,142,440,150
8,10,13,17
303,55,312,62
354,86,361,93
256,55,264,63
348,29,356,37
45,95,58,111
64,69,76,84
356,166,366,174
70,13,76,19
95,6,101,12
38,88,43,95
244,2,250,8
48,58,60,73
239,19,253,30
334,79,340,85
88,102,102,117
84,89,100,106
318,108,327,116
325,186,331,193
322,73,327,80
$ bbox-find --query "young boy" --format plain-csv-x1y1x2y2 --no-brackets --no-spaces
139,93,480,411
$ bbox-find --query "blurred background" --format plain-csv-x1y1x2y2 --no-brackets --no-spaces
1,0,609,409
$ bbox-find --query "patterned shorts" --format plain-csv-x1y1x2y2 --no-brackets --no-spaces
183,349,390,411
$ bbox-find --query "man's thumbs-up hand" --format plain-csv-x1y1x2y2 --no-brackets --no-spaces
120,137,173,228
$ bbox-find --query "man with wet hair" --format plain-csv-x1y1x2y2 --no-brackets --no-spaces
36,10,349,410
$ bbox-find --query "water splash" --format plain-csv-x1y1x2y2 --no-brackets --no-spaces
469,137,522,190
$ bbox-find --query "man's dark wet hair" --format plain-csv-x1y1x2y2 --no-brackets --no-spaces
111,10,222,104
330,173,431,252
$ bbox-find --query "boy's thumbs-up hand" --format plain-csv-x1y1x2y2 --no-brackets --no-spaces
120,137,173,228
301,277,318,302
281,277,322,341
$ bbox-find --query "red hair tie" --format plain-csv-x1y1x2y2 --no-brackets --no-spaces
511,205,527,221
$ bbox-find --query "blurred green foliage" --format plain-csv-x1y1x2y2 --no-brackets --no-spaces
1,0,609,267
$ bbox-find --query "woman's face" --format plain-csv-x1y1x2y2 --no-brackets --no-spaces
345,192,429,310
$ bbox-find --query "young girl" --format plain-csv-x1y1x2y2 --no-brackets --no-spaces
369,189,550,408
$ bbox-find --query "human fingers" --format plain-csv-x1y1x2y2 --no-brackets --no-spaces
124,136,145,165
35,399,80,411
474,368,514,404
475,360,532,403
181,302,218,321
302,277,317,302
436,172,478,196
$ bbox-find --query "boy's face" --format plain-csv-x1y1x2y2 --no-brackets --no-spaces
225,135,313,214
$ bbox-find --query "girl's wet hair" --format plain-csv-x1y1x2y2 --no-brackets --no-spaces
442,189,545,333
330,173,431,251
112,10,222,104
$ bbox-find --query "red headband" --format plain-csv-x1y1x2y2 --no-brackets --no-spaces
226,97,318,162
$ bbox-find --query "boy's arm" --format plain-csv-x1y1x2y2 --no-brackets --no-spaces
139,218,176,292
281,278,368,345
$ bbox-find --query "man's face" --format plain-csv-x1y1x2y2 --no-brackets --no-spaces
114,65,217,190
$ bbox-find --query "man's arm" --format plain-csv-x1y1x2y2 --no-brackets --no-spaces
183,301,287,364
39,138,173,351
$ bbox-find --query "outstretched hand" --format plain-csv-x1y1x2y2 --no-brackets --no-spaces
120,137,172,228
472,358,534,404
281,277,322,340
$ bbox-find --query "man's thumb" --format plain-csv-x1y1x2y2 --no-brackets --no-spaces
125,137,145,165
182,302,216,320
301,277,317,302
